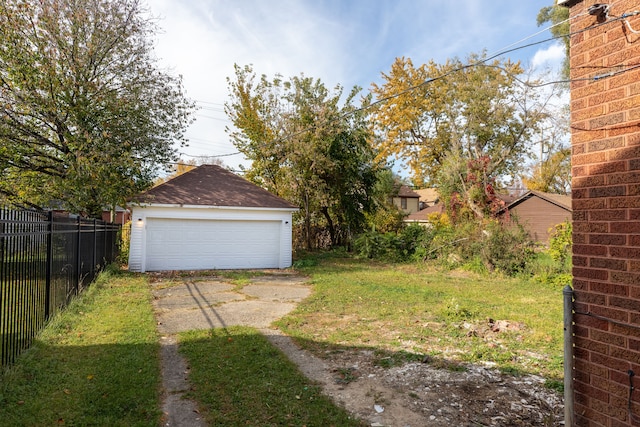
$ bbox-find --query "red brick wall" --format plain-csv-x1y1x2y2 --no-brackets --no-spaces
568,0,640,425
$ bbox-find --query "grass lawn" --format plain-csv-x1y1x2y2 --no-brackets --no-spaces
178,326,365,427
0,253,566,426
276,253,565,384
0,267,162,426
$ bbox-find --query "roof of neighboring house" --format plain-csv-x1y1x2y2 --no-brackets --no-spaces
405,203,446,222
397,185,420,198
506,190,572,212
414,188,439,203
130,164,298,209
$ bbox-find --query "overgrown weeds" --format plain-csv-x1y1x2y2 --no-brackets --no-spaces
353,214,571,281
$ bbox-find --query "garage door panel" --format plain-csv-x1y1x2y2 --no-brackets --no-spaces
145,218,281,271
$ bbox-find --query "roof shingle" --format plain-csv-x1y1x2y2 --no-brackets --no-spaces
131,164,297,209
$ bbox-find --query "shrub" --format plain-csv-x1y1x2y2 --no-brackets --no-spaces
353,223,432,262
117,221,131,264
428,218,535,276
548,221,572,266
478,220,536,275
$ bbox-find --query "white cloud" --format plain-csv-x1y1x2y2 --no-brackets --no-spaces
143,0,561,171
531,43,565,70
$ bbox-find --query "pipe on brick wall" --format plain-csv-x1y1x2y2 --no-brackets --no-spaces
563,285,575,427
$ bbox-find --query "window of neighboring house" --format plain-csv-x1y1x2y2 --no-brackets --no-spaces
401,197,407,210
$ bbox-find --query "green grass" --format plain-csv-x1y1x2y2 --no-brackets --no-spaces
0,252,566,425
178,326,366,427
276,253,565,381
0,266,162,426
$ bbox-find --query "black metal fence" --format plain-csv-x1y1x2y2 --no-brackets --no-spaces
0,207,121,366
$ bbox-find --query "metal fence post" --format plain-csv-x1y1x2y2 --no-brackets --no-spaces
92,219,97,274
44,211,53,320
76,216,81,293
563,285,575,427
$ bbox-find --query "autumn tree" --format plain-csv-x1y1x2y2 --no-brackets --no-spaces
226,65,378,249
522,147,571,194
0,0,194,216
371,53,550,219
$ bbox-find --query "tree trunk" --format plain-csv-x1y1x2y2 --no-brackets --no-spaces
304,191,312,250
321,206,336,247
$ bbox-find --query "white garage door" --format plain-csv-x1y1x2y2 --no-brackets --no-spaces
145,218,281,271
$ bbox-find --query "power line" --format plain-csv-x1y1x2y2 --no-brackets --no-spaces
178,151,241,158
250,8,640,150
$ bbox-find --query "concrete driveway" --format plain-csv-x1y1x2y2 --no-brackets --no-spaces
151,273,311,334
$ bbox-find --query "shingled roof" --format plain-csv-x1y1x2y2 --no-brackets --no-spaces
130,164,297,209
506,190,571,212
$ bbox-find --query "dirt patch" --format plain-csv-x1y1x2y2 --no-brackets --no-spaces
151,273,564,427
264,328,563,427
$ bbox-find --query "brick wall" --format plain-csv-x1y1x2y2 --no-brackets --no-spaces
566,0,640,425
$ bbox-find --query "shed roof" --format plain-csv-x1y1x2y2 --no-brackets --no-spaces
506,190,571,212
130,164,297,209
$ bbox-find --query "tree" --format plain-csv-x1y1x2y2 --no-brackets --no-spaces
364,168,406,234
522,147,571,194
537,2,570,79
226,65,378,249
371,53,549,219
0,0,194,216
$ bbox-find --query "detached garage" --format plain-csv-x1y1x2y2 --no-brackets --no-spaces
128,165,298,272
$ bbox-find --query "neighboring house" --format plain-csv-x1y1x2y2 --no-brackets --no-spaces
127,164,298,272
392,185,420,214
502,190,572,244
101,206,131,225
414,188,439,210
404,202,445,225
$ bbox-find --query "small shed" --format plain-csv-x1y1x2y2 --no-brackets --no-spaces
128,165,298,272
503,190,571,244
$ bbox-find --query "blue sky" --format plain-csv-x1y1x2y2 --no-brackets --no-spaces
146,0,565,171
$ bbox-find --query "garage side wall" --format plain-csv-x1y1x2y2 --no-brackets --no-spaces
128,205,295,272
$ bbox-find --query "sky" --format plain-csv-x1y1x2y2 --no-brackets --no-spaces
145,0,565,172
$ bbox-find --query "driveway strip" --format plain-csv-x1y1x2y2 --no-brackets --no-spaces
151,274,311,426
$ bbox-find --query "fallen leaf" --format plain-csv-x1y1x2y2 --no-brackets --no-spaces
87,375,94,380
63,389,71,395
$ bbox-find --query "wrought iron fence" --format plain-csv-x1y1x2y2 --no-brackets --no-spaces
0,207,121,366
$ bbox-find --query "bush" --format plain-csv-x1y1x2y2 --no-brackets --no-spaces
478,220,536,275
117,221,131,264
526,221,572,287
355,216,537,276
548,221,572,266
353,224,432,262
428,218,536,276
